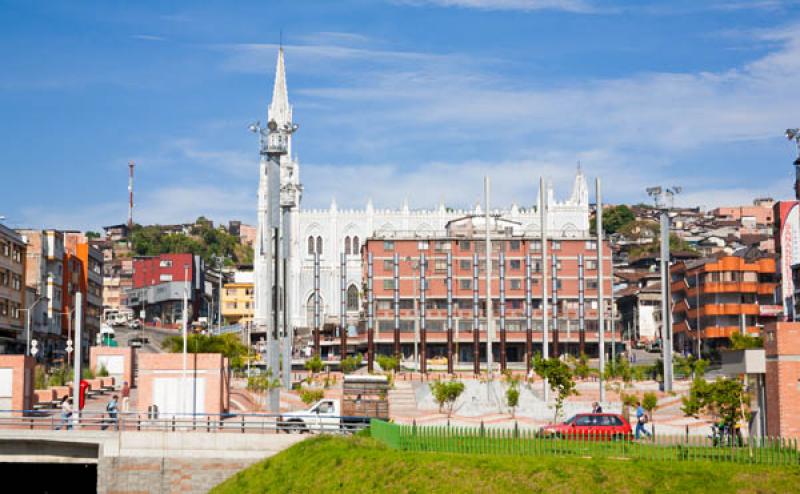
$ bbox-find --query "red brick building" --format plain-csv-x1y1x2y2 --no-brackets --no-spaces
765,322,800,438
133,253,195,288
328,217,617,372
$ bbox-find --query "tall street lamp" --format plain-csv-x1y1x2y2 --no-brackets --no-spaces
22,295,45,357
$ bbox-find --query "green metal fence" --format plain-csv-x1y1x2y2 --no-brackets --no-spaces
369,419,800,466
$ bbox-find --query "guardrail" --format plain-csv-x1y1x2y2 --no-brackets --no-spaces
370,420,800,466
0,410,370,435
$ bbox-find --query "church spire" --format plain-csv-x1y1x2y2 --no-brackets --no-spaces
269,48,292,126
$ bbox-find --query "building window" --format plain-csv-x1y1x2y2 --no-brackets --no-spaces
459,260,471,270
383,280,395,290
509,240,520,251
551,240,561,250
316,236,323,255
434,259,447,272
587,280,598,290
586,260,597,270
344,236,351,255
352,236,360,255
459,240,471,251
510,260,521,270
160,274,173,282
530,240,541,251
459,279,472,290
585,240,597,250
308,236,315,256
384,241,395,251
159,260,173,268
383,260,393,271
510,280,522,290
347,285,359,311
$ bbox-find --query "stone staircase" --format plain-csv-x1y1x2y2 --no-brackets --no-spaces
389,381,418,418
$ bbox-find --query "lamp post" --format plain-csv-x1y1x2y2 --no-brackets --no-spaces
23,296,45,357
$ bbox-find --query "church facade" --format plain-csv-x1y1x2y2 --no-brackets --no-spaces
261,51,594,334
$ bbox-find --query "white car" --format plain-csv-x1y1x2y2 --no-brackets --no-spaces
278,399,368,433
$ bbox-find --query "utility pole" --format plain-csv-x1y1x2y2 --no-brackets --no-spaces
646,185,680,393
72,292,83,425
485,177,494,378
596,178,605,403
540,177,549,401
183,264,189,412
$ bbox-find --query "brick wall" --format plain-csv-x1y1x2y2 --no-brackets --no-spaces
764,322,800,438
0,355,35,414
98,457,254,494
90,346,135,388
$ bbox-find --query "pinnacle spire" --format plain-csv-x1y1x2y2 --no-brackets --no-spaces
269,48,292,125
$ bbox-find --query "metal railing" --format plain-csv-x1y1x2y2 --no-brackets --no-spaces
0,410,369,435
370,420,800,466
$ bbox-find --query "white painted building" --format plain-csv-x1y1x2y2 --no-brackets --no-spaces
261,51,593,334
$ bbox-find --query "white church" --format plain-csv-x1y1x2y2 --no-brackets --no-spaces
261,50,593,334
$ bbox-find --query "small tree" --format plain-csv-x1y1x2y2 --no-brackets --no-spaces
504,371,522,418
572,353,591,380
97,364,110,378
674,355,707,380
305,355,323,375
300,388,325,406
533,354,579,422
376,354,399,373
642,392,658,434
247,368,281,410
429,380,465,418
341,354,363,374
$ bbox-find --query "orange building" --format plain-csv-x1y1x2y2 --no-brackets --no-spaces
671,255,780,352
764,322,800,438
340,217,617,372
64,233,104,352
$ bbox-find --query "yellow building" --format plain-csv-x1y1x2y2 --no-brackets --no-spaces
221,270,253,327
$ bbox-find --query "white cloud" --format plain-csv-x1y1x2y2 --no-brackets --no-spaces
131,34,166,41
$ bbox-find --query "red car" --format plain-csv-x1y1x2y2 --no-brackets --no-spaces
540,413,632,440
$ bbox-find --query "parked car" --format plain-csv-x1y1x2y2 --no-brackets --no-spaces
128,319,142,330
278,399,370,433
539,413,632,440
128,336,149,348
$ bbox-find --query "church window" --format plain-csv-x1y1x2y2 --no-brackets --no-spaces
316,236,323,255
344,236,351,255
352,236,360,255
308,236,314,256
347,285,359,311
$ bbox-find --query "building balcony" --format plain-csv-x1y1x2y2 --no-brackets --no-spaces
701,325,760,339
686,303,760,318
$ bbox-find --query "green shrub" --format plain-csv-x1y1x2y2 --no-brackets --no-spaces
429,380,465,417
82,367,95,380
34,366,47,389
305,355,324,374
341,354,363,374
97,364,110,378
48,366,71,387
376,354,399,373
301,388,325,406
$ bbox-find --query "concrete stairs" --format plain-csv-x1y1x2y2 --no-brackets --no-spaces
389,381,418,418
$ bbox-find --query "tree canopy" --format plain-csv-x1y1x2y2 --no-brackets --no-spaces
131,217,253,266
161,333,249,369
591,205,636,235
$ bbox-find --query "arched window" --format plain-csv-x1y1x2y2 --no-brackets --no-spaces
344,236,351,255
306,294,319,328
307,236,315,256
352,236,360,255
347,285,359,311
316,236,323,255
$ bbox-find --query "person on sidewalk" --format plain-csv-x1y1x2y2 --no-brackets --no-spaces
102,395,119,431
635,401,651,439
56,397,73,430
120,381,130,412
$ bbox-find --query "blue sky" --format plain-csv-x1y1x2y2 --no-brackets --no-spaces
3,0,800,230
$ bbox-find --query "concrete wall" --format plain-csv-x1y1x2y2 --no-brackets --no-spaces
0,355,35,415
765,322,800,438
90,346,135,388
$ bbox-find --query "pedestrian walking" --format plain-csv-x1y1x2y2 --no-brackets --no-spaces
102,395,119,431
635,401,651,439
57,396,73,430
121,381,130,412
